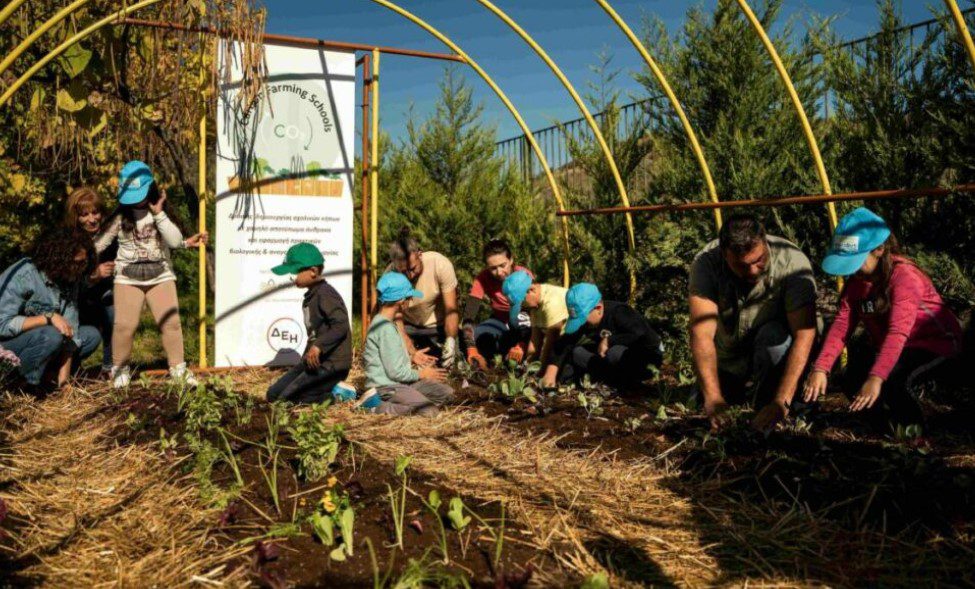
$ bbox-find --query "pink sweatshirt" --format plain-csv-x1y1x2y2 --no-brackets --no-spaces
813,257,962,380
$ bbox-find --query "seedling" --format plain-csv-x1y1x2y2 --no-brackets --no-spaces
137,372,153,389
624,416,644,433
257,448,282,516
386,455,412,549
488,371,538,404
420,489,450,563
446,497,470,531
218,429,244,487
288,404,344,482
576,391,604,419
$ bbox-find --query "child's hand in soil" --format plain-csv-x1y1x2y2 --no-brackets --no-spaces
803,370,828,402
419,365,448,382
850,376,883,411
466,348,488,370
751,399,789,432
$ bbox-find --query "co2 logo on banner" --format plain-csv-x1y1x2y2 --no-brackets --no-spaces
266,318,305,352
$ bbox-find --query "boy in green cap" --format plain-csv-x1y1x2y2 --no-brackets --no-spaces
265,243,352,404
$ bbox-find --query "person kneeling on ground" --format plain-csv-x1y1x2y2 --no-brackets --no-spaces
387,228,460,367
364,272,454,416
542,283,664,389
804,208,962,431
502,271,568,371
0,228,102,392
463,238,533,370
688,213,818,432
265,243,352,404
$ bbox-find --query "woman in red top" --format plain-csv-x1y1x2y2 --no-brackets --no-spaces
462,239,533,369
804,208,962,429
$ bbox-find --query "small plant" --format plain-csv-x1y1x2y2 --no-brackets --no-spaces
183,384,223,437
125,412,145,432
576,391,604,419
421,489,450,563
288,404,344,482
386,455,412,549
655,404,668,422
446,497,470,531
581,572,610,589
257,447,282,516
624,416,644,433
488,369,538,404
137,372,153,389
310,481,356,561
218,429,244,487
158,427,178,455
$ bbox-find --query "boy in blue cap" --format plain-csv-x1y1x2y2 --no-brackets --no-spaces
363,272,454,416
542,283,664,388
265,243,352,404
502,271,568,369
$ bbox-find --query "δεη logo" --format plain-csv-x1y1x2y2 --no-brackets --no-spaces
266,317,305,352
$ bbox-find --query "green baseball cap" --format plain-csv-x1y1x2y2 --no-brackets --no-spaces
271,243,325,275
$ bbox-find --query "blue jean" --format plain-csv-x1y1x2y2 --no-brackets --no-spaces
2,325,101,385
80,299,114,369
472,318,529,360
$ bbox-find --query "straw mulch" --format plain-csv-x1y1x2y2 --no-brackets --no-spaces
0,381,249,587
328,404,974,588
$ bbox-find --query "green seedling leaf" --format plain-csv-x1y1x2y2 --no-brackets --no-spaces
310,512,334,546
395,455,412,476
447,497,470,531
329,545,347,561
339,507,355,556
428,489,442,510
59,42,92,78
523,387,538,404
656,405,668,421
56,82,88,113
581,571,610,589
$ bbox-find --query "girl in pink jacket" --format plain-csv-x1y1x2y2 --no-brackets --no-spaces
804,208,961,429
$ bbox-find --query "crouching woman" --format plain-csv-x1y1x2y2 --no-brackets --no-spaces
0,228,102,391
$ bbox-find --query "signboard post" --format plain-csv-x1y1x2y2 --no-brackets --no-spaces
214,42,355,367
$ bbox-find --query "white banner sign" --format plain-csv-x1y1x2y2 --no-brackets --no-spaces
215,42,355,367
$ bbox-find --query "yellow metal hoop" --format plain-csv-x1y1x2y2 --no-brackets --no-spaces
945,0,975,74
475,0,637,298
594,0,722,229
0,0,91,77
367,0,572,287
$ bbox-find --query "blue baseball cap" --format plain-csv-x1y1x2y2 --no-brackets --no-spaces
117,160,154,205
822,207,891,277
502,271,533,326
376,272,423,303
564,283,602,335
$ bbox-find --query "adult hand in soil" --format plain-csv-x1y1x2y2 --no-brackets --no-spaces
850,375,883,412
184,232,208,248
704,396,730,431
149,188,167,215
419,365,448,382
412,347,436,367
304,345,321,369
752,399,789,432
803,370,828,402
91,261,115,281
466,348,488,371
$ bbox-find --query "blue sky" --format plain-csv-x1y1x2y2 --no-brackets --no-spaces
265,1,947,147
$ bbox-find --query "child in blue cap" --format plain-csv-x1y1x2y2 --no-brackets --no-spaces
94,161,208,389
502,271,569,370
363,272,454,416
804,207,962,429
542,283,664,388
265,243,352,405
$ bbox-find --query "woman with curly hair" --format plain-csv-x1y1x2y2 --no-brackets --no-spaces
65,186,117,374
0,227,102,391
94,161,207,389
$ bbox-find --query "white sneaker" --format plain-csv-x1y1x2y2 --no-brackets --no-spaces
169,363,199,388
111,365,131,389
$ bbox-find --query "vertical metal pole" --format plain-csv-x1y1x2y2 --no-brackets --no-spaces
945,0,975,75
197,4,208,368
360,53,372,342
370,49,380,296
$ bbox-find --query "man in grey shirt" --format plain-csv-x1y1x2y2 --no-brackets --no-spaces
688,214,817,432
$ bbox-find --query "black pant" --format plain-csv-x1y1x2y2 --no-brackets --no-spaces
404,324,446,358
560,341,664,388
841,338,945,429
266,363,350,405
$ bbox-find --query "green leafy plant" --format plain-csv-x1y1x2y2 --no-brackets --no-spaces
421,489,450,564
576,392,604,419
488,369,538,403
624,416,644,433
446,497,471,532
257,447,282,516
288,404,344,482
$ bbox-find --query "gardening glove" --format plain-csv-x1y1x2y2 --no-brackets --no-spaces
441,337,458,367
466,347,488,371
506,341,527,364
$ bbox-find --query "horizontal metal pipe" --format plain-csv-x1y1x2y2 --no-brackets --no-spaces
120,17,465,61
556,184,975,217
